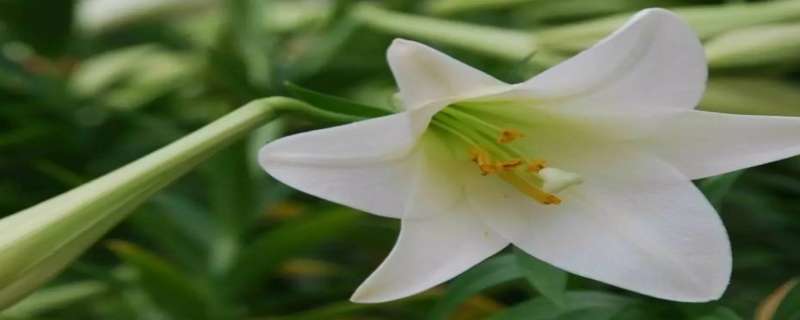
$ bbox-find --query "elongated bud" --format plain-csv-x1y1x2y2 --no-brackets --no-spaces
0,97,348,309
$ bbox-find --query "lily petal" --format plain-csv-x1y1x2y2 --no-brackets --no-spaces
259,112,424,218
511,8,706,112
351,131,508,302
644,110,800,179
387,39,508,110
350,211,507,303
467,145,730,302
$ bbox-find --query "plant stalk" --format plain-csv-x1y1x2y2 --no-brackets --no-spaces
0,96,351,309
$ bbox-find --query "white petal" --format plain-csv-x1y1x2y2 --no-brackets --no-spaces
259,112,425,218
466,146,731,302
508,9,706,111
350,212,507,303
387,39,508,110
643,110,800,179
350,130,508,303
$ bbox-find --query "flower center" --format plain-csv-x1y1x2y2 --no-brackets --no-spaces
430,104,582,205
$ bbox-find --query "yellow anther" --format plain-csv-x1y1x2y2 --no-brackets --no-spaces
467,146,566,205
468,147,479,161
479,164,497,175
497,159,523,171
542,194,562,205
469,147,497,175
527,160,548,173
498,129,524,144
469,148,481,162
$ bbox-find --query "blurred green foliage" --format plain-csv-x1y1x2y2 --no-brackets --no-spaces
1,0,800,319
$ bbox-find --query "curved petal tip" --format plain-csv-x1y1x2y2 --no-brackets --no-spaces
671,253,732,303
387,38,420,58
349,281,402,304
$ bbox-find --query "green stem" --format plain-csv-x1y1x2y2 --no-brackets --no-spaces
0,96,348,309
355,1,800,69
705,23,800,69
352,3,537,61
538,0,800,52
424,0,537,15
700,77,800,116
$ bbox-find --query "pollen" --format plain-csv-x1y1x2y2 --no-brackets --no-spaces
498,129,524,144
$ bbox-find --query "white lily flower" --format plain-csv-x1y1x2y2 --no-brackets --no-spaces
259,9,800,303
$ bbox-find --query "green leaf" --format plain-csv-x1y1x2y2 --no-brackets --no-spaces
695,306,743,320
285,82,392,118
0,0,73,56
262,293,437,320
287,18,360,81
108,241,223,320
69,45,198,110
699,170,744,209
1,281,107,317
555,307,622,320
429,254,522,320
228,208,363,294
513,248,568,307
224,0,275,89
202,143,256,275
489,291,636,320
127,210,205,271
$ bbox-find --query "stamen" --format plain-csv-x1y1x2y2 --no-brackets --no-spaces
497,171,562,205
433,105,579,206
498,129,524,144
469,147,497,175
468,148,560,205
497,159,523,171
479,165,497,175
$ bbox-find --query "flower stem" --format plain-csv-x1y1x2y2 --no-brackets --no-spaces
424,0,537,15
705,23,800,69
352,3,537,61
0,96,350,309
537,0,800,52
354,1,800,68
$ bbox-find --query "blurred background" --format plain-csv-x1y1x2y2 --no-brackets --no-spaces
1,0,800,319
